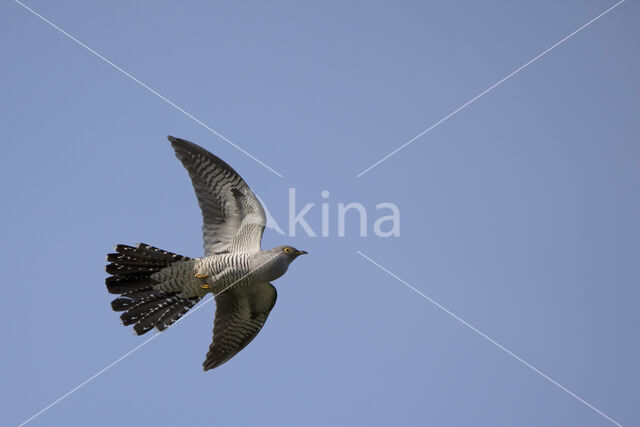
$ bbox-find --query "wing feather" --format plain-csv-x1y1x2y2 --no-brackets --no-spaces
169,136,266,254
203,283,277,371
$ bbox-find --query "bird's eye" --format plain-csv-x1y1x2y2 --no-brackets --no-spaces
283,247,291,254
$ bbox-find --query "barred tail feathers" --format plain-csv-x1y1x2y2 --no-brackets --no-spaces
106,243,200,335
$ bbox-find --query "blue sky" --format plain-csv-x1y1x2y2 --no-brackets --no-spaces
1,1,638,426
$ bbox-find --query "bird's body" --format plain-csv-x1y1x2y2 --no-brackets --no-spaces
105,136,306,371
151,248,294,299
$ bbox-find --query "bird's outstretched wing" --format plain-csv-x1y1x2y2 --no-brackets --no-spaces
203,282,277,371
169,136,266,255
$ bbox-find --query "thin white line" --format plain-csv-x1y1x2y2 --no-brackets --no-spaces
16,331,162,427
355,250,622,427
356,0,625,178
17,253,279,427
13,0,283,178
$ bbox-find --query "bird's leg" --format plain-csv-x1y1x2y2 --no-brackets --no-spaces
196,272,214,290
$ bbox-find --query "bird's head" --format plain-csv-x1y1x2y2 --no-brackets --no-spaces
251,245,308,282
277,245,308,261
270,245,308,272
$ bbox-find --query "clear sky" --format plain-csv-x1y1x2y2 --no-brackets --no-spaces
1,1,638,426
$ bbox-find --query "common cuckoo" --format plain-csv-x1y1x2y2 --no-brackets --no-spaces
105,136,307,371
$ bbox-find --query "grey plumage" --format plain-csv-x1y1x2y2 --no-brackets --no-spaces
105,136,307,371
204,282,277,371
171,137,266,255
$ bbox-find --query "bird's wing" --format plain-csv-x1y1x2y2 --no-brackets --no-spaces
203,282,277,371
169,136,266,255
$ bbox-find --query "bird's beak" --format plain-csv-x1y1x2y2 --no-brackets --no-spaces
295,250,308,256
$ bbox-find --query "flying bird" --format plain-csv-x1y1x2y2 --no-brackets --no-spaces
105,136,307,371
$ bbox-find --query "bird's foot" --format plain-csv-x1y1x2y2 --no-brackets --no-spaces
195,273,209,279
200,284,210,290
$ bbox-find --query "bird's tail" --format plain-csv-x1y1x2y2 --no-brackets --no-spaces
106,243,200,335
